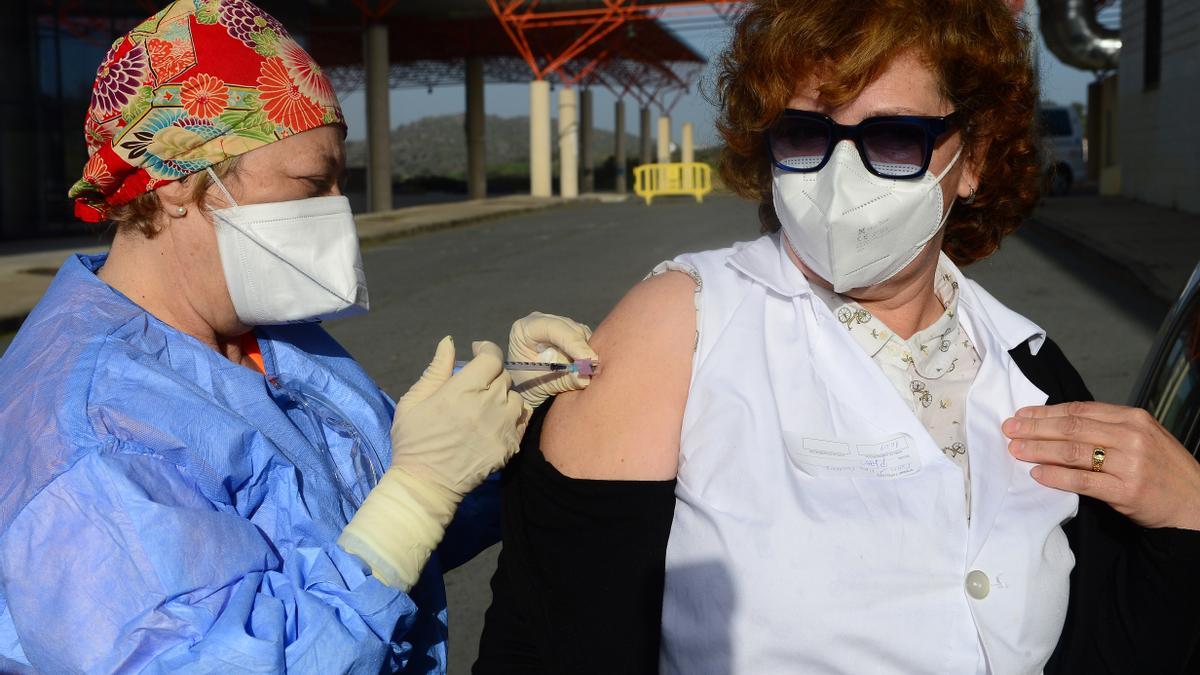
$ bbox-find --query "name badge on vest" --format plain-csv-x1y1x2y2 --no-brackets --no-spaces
784,432,922,479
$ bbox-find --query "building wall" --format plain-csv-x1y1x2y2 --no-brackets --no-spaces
1089,74,1123,196
1119,0,1200,213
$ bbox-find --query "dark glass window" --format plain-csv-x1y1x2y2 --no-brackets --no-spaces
34,9,140,234
0,1,146,239
2,0,315,240
1145,0,1162,90
1139,285,1200,456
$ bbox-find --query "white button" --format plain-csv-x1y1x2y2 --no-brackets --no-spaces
966,570,990,599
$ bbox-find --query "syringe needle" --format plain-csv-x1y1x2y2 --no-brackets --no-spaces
452,359,599,376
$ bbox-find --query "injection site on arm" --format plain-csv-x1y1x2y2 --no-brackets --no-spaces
541,271,697,481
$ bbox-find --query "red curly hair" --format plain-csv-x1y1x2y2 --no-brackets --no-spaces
716,0,1041,265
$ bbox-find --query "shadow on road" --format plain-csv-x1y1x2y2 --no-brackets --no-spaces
1016,224,1170,331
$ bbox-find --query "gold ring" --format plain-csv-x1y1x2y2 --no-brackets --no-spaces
1091,447,1106,472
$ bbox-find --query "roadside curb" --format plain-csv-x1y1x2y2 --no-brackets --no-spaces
356,199,574,248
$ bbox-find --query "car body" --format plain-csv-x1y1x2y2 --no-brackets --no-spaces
1131,261,1200,455
1128,261,1200,668
1039,105,1088,197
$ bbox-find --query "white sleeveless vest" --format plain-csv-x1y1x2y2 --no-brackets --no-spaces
659,235,1078,675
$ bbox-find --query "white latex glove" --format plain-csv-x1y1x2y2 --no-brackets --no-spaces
339,337,525,589
508,311,599,410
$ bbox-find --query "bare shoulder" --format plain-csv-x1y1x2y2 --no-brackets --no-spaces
542,270,697,480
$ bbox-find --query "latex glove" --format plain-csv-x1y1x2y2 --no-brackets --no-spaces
508,311,599,410
339,337,525,589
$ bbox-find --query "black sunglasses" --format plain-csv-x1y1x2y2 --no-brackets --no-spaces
767,109,961,180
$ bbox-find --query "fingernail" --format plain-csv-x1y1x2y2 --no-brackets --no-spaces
1002,418,1022,435
1016,407,1034,418
1009,439,1024,454
1030,465,1044,480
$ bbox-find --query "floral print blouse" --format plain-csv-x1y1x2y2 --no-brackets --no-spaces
810,259,982,517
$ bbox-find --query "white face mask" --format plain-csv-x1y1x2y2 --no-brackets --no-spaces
772,142,963,293
207,168,369,326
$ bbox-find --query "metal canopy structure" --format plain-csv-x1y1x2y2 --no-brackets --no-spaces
354,0,730,18
43,0,725,213
307,10,706,99
306,1,715,209
469,1,735,199
486,0,734,77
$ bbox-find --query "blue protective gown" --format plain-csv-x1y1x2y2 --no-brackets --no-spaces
0,254,499,673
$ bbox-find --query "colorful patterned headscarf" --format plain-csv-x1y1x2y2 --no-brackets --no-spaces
69,0,344,223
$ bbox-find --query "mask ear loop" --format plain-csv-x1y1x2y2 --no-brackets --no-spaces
206,167,239,208
932,144,964,184
930,143,967,229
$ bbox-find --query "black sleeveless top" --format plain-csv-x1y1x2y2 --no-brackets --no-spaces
475,338,1200,674
473,401,676,674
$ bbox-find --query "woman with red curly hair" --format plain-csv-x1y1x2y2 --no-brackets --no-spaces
475,0,1200,673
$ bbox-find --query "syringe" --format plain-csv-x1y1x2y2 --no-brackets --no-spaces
452,359,598,377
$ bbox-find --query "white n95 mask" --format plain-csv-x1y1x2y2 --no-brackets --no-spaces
773,142,962,293
207,169,369,326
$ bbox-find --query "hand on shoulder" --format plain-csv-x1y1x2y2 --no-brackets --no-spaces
1006,401,1200,530
542,270,698,480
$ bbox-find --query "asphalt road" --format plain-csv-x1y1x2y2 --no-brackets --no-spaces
0,195,1167,672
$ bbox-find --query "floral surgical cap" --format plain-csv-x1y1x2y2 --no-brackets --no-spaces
69,0,344,223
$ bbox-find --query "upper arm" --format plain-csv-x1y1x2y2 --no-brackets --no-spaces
542,270,697,480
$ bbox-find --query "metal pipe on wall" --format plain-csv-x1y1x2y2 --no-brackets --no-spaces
1037,0,1120,71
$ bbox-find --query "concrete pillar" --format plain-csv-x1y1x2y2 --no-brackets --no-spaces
614,99,627,194
465,56,486,200
657,115,671,164
365,22,392,212
681,121,695,190
639,106,653,165
529,80,552,197
558,87,578,199
579,88,594,194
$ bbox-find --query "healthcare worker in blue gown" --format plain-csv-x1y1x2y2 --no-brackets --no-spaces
0,1,597,672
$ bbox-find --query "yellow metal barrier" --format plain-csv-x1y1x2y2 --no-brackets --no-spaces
633,162,713,205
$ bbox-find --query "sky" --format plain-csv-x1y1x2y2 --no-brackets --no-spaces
338,3,1099,148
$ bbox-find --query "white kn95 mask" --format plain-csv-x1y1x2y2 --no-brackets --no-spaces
206,168,369,326
773,142,963,293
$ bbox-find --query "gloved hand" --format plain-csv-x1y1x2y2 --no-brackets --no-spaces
339,337,525,590
508,312,599,410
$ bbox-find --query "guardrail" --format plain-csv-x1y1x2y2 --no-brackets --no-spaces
633,162,713,205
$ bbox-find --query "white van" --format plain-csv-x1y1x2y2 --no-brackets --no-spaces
1039,104,1087,196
